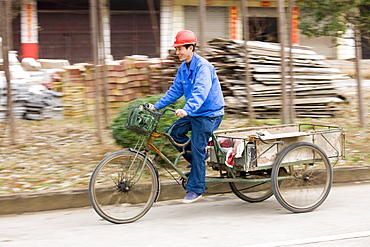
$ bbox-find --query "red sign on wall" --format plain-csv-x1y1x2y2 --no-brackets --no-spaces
260,1,271,7
230,6,237,39
291,7,299,44
21,2,38,59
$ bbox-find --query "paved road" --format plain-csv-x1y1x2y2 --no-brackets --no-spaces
1,181,370,247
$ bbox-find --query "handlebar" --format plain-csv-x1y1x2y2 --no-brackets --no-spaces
163,108,176,114
143,103,176,116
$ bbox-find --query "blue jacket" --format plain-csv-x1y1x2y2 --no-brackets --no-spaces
154,52,224,117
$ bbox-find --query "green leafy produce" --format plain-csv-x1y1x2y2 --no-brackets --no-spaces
111,95,187,163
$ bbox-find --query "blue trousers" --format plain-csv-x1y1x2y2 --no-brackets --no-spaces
167,115,223,194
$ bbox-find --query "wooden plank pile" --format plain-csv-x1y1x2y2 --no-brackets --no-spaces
204,38,349,118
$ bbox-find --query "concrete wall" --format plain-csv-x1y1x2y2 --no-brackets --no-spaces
299,35,336,59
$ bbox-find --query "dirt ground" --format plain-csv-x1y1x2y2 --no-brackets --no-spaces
0,86,369,195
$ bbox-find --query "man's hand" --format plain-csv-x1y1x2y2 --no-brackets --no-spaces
175,109,188,118
147,103,156,111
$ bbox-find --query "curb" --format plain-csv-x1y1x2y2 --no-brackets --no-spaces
1,166,369,215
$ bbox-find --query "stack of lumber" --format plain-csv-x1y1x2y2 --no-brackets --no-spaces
205,38,349,118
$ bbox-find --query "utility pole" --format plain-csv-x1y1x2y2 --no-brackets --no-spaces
90,0,103,143
1,0,16,145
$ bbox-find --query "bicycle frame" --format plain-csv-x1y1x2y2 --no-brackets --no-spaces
144,132,190,181
142,131,263,184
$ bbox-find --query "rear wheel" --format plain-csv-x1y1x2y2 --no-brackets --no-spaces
89,150,159,224
229,170,274,203
271,142,333,213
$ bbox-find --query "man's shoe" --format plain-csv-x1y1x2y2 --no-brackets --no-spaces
183,191,202,204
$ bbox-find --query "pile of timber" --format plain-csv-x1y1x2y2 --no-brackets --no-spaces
204,38,349,118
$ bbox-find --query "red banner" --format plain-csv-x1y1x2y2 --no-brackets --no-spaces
22,2,38,59
230,7,237,39
260,1,271,7
291,7,299,44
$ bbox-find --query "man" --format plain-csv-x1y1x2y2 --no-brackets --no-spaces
150,30,224,203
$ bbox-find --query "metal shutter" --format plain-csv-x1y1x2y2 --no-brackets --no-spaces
184,6,228,42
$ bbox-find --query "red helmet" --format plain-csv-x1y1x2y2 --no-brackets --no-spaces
172,30,198,47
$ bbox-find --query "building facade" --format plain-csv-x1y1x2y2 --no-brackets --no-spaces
11,0,368,64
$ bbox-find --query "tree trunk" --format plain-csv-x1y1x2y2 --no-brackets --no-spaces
90,0,103,143
354,26,366,127
198,0,206,56
99,0,108,127
278,0,288,124
242,0,254,124
288,0,296,123
1,0,16,145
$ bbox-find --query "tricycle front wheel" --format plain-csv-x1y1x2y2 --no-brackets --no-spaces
89,150,160,224
271,142,333,213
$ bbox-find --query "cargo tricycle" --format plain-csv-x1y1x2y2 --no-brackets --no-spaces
88,103,345,224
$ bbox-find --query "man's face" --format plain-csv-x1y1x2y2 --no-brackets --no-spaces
175,45,193,63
